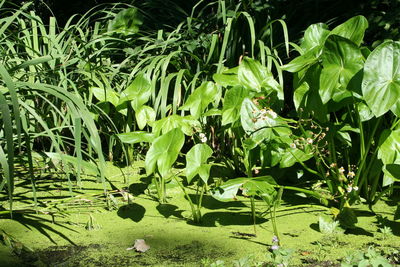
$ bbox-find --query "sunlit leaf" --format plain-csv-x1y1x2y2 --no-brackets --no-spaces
180,82,218,118
221,86,250,125
301,23,330,52
91,87,119,107
116,131,155,144
145,128,184,177
238,57,282,98
107,7,143,35
119,73,151,111
319,35,364,104
378,129,400,181
213,67,239,87
211,176,277,202
135,105,156,130
185,144,213,184
362,41,400,117
330,15,368,46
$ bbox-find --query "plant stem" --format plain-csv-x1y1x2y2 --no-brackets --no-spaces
354,117,382,186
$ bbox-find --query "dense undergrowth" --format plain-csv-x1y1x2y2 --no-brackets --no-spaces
0,0,399,266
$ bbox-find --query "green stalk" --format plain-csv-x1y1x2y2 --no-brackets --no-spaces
354,117,382,186
250,196,257,235
196,183,206,221
271,187,283,246
173,176,200,222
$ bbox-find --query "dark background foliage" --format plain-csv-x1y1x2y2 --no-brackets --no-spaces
11,0,399,46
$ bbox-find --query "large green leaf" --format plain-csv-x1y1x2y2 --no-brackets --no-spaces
281,46,321,73
211,176,277,202
378,129,400,181
119,73,151,111
116,131,155,144
362,41,400,117
293,64,328,122
319,35,364,104
180,82,218,118
213,67,240,87
145,128,184,177
107,7,143,35
185,144,213,184
300,23,330,52
135,105,156,130
279,147,313,168
221,86,250,125
330,15,368,46
238,57,282,98
91,87,119,107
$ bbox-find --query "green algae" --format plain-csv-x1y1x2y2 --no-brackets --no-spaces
0,162,399,266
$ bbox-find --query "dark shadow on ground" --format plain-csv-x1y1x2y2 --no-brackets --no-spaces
310,223,319,232
344,226,374,236
0,212,78,245
229,236,269,247
188,194,247,210
129,181,150,196
117,203,146,222
189,211,267,227
156,204,184,219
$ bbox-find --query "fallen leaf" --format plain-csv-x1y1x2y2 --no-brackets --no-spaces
131,239,150,252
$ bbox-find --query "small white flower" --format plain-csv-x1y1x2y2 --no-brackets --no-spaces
339,167,345,174
199,133,207,143
307,138,313,144
347,171,356,178
353,186,359,191
346,186,353,193
290,143,296,149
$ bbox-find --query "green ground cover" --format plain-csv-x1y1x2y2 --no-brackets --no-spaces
0,162,399,266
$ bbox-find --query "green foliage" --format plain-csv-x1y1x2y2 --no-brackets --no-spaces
145,128,184,178
185,144,213,184
107,7,142,35
342,247,392,267
318,216,341,234
282,14,400,219
362,41,400,117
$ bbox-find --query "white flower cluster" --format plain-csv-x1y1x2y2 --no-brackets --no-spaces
199,133,207,143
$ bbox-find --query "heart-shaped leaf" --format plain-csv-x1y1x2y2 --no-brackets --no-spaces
378,129,400,182
145,128,184,177
135,105,156,130
362,41,400,117
180,82,218,118
185,144,213,184
119,73,151,111
319,35,364,104
238,57,282,98
221,86,250,125
91,87,119,107
211,176,277,202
